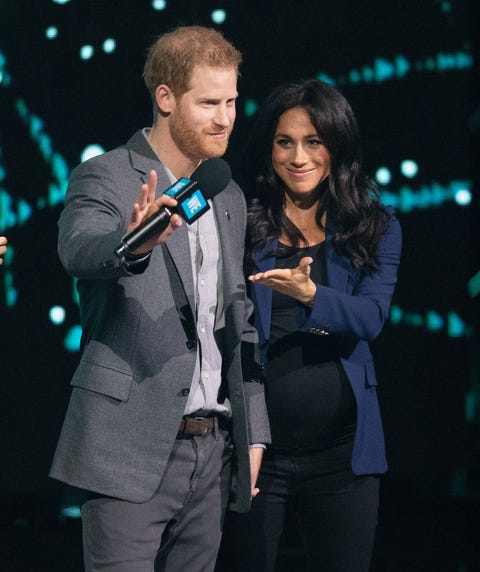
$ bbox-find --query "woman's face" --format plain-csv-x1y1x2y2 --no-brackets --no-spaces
272,107,331,199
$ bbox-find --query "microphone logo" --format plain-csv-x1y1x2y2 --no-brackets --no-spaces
165,180,209,223
183,192,206,219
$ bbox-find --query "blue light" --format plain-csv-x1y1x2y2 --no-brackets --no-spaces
80,45,94,61
45,26,58,40
81,144,105,163
102,38,116,54
52,0,71,3
437,52,456,71
49,305,66,325
316,72,335,85
152,0,167,10
64,325,82,352
426,310,444,332
2,97,71,234
211,9,227,24
375,167,391,185
400,160,418,178
395,55,410,78
349,70,361,84
389,305,403,325
441,1,452,13
4,270,17,307
467,271,480,299
374,58,395,83
404,313,423,327
362,67,374,83
316,50,472,88
389,305,472,338
454,188,471,206
17,199,32,225
465,391,477,422
244,99,258,117
447,312,468,338
59,505,81,519
2,246,14,266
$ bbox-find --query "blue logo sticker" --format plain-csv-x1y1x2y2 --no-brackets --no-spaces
181,190,207,221
165,178,191,197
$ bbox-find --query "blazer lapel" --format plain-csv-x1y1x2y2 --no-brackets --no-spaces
251,239,277,345
126,131,195,309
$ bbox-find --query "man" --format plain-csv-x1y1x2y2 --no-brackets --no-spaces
50,26,270,572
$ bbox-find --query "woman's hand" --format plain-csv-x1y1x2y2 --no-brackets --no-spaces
248,256,317,307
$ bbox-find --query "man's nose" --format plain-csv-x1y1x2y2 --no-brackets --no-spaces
214,104,232,127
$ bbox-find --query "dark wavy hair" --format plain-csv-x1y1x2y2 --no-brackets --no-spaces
243,79,389,272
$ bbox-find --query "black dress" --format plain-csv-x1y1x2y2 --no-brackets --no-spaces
266,241,356,451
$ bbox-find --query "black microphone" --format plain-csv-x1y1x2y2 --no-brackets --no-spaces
115,158,232,258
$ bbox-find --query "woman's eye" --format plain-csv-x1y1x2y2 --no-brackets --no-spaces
276,139,291,147
308,139,323,146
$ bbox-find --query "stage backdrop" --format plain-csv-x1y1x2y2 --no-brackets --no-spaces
1,0,478,506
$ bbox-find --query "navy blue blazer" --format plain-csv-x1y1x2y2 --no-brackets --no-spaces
249,207,402,475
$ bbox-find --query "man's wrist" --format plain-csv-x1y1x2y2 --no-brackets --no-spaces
124,249,152,261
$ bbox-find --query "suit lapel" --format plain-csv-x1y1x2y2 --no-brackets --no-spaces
251,239,277,345
126,130,195,308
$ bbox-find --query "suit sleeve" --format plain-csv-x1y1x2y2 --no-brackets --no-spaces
57,154,143,280
230,184,271,445
300,210,402,341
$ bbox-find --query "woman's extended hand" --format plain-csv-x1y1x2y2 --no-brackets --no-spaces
248,256,317,307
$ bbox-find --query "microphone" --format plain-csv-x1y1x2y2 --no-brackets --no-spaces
115,158,232,258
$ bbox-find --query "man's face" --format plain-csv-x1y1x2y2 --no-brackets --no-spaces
168,66,238,162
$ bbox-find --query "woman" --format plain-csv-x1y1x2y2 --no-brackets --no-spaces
225,80,401,571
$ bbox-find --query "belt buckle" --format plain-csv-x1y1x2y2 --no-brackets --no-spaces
194,416,210,435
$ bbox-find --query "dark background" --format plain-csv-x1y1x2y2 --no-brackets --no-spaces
1,0,479,570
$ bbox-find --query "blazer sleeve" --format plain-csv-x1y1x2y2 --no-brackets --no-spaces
227,183,271,445
57,153,143,280
300,210,402,341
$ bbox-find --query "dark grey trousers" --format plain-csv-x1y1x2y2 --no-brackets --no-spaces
81,426,232,572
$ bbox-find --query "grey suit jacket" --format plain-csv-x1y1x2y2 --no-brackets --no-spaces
50,130,270,512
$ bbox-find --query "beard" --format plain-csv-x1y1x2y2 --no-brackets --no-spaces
169,112,231,161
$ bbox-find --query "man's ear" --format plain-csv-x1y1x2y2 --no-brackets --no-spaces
155,84,175,114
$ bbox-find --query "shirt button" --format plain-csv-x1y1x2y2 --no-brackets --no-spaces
181,388,190,397
200,327,206,333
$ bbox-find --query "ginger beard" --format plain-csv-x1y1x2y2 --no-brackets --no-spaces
168,106,232,161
